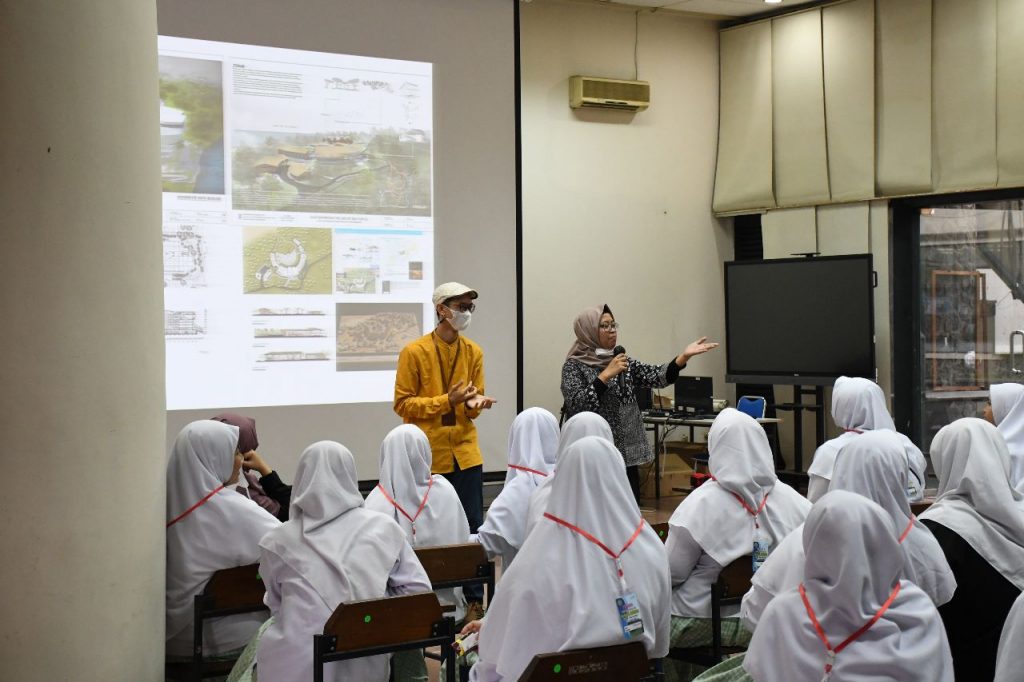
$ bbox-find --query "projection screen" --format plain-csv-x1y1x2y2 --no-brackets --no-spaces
158,0,517,478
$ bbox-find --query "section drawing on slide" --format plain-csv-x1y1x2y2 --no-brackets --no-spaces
165,310,208,339
159,56,225,194
336,302,423,371
243,227,332,294
163,226,206,288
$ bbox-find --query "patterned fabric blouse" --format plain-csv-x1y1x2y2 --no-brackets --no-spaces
560,357,673,467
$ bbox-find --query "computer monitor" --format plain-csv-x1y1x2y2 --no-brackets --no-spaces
675,376,713,414
636,387,653,411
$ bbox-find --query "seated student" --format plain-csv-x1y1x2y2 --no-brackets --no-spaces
468,436,670,681
807,376,927,502
212,412,292,521
523,411,613,537
744,491,953,682
252,441,431,682
666,409,809,663
365,424,470,620
987,383,1024,493
165,420,280,662
474,407,559,567
919,418,1024,681
740,430,956,635
995,591,1024,682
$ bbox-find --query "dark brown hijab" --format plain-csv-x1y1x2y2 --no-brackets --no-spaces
211,412,258,453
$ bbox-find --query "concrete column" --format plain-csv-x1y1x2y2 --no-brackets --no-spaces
0,1,165,679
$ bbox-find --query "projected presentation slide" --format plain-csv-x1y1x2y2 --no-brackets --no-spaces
159,36,434,410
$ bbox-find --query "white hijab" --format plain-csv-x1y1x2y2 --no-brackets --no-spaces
745,491,953,682
476,408,559,564
995,591,1024,682
524,411,613,537
743,432,955,632
259,441,406,610
808,376,926,498
920,417,1024,589
991,383,1024,493
470,436,670,682
165,421,280,645
364,424,470,547
669,409,810,566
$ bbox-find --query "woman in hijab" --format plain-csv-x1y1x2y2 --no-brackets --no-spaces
560,303,718,501
919,418,1024,680
987,383,1024,493
741,430,956,635
165,420,281,662
807,376,927,502
253,441,431,682
365,424,470,620
474,407,559,567
212,412,292,521
468,436,671,681
523,411,613,538
665,409,809,671
743,491,953,682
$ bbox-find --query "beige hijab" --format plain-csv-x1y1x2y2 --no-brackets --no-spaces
566,304,614,369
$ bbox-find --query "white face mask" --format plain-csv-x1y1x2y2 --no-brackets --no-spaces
445,307,472,331
595,347,614,357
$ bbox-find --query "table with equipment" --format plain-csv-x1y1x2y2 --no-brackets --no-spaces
643,413,783,499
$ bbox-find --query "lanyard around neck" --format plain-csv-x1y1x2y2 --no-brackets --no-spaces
711,476,770,529
166,484,226,528
899,515,915,544
377,478,434,541
844,428,864,434
509,464,548,477
544,512,645,590
799,581,901,678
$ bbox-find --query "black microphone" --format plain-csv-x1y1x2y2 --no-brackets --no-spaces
613,345,627,393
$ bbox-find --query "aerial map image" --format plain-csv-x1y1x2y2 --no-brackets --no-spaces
159,55,225,194
243,227,332,294
335,302,423,371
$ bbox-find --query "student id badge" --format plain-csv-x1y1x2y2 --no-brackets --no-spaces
616,592,645,640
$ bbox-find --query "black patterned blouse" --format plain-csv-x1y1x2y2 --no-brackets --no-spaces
560,356,682,467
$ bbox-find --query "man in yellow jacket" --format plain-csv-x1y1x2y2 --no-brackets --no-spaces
394,282,496,544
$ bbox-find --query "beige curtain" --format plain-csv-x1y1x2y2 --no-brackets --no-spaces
713,22,774,213
822,0,874,202
772,9,830,207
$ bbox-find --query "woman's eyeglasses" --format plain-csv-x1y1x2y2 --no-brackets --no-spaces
598,322,620,331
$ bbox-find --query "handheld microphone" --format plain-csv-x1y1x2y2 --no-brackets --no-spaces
613,345,627,393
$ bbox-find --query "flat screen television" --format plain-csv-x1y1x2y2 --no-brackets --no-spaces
725,255,875,385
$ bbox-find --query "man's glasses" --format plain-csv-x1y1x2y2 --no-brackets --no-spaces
447,303,476,313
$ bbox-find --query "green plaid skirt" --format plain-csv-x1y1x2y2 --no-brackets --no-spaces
665,616,752,682
691,653,751,682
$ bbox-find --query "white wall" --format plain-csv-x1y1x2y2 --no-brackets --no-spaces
521,0,731,416
0,1,166,678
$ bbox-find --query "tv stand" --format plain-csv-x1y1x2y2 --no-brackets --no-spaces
773,385,827,472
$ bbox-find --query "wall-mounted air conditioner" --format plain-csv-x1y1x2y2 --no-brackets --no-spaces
569,75,650,112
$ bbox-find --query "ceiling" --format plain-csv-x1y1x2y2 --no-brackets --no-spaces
597,0,822,18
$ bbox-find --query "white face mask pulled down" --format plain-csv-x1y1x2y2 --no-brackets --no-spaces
445,307,472,331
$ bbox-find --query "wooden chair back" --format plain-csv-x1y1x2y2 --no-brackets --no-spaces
202,563,266,612
717,555,754,602
323,591,443,651
520,641,652,681
910,498,935,516
414,542,489,584
650,522,670,543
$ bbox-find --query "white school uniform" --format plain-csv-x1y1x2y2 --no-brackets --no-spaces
920,418,1024,590
364,424,470,618
256,441,431,682
469,436,670,682
991,383,1024,495
523,411,613,538
165,420,280,657
807,376,927,502
474,407,559,566
741,431,956,632
995,591,1024,682
744,491,954,682
667,408,810,619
